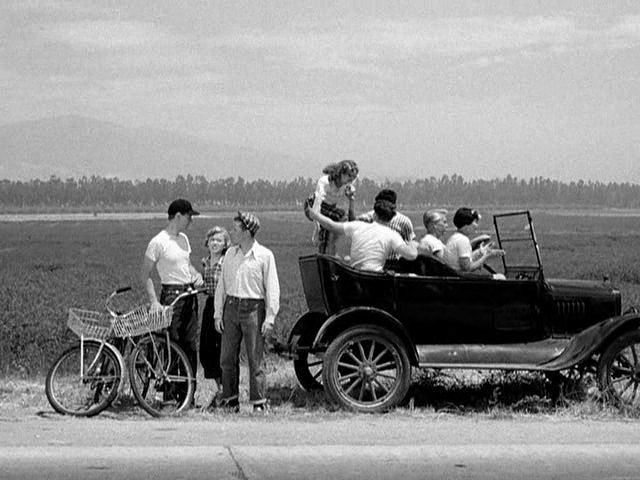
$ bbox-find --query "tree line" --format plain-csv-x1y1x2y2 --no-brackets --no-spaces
1,174,640,209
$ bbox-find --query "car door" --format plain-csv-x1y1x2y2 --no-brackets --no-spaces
394,274,544,345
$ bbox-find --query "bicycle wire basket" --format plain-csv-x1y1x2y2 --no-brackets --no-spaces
111,304,174,338
67,309,114,341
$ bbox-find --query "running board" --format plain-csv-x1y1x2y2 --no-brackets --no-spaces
416,338,570,370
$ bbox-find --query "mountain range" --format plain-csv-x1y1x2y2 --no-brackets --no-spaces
0,116,318,181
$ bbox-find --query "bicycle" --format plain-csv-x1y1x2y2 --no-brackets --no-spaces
45,287,204,417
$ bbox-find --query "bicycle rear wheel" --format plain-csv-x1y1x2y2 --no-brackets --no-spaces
128,335,195,417
45,340,122,417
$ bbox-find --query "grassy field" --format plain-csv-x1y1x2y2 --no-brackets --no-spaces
1,209,640,416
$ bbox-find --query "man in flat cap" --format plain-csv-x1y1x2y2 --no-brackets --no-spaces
140,198,204,406
214,211,280,412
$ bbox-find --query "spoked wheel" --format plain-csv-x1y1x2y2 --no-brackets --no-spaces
598,330,640,410
293,351,324,391
45,340,122,417
128,335,194,417
323,326,411,413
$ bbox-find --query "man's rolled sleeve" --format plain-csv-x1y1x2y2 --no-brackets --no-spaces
263,251,280,326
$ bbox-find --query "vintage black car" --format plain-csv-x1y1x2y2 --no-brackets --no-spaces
287,211,640,412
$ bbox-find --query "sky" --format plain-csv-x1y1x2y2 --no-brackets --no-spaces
1,0,639,183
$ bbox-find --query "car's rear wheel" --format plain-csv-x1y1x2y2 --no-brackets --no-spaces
597,330,640,409
294,351,324,391
322,325,411,413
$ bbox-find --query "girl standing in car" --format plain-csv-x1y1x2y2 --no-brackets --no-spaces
305,160,359,255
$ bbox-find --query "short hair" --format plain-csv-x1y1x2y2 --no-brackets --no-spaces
423,209,447,229
373,199,396,223
374,189,397,205
204,226,231,252
453,207,481,228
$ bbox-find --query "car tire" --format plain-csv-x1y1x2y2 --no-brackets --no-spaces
322,325,411,413
597,329,640,409
293,351,324,391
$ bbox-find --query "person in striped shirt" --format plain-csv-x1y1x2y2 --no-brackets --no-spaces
357,189,415,259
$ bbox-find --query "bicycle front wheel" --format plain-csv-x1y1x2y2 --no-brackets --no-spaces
45,340,122,417
128,335,194,417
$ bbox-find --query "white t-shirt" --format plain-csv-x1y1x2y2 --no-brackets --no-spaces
343,221,405,272
144,230,195,284
443,232,472,271
419,234,445,257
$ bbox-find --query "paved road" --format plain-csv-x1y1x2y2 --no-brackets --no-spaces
2,415,640,479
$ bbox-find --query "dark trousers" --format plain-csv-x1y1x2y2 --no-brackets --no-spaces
199,296,222,380
160,285,199,378
220,297,266,405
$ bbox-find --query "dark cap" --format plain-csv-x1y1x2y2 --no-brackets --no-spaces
235,210,260,235
168,199,200,218
453,207,480,228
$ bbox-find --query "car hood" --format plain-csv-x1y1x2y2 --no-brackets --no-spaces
545,278,618,298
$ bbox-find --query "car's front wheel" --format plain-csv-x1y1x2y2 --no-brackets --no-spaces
597,329,640,409
322,325,411,413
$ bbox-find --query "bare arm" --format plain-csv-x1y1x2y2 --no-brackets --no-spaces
140,256,161,308
306,205,347,235
459,245,504,272
396,240,418,261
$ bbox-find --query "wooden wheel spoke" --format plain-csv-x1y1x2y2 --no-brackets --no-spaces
368,341,377,362
632,346,639,367
357,342,367,362
632,381,640,402
376,372,397,381
611,366,633,378
612,375,633,385
337,361,359,371
372,348,388,365
344,377,362,396
369,380,378,401
620,378,635,395
346,350,363,366
371,377,391,396
358,379,367,401
338,371,361,382
616,355,634,370
376,361,397,371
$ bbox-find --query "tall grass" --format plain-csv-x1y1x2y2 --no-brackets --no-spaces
1,210,640,380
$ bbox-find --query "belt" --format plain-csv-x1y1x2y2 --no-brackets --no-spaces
226,296,264,306
161,283,195,294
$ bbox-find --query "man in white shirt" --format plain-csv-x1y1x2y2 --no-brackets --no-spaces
306,196,418,272
140,199,204,386
214,211,280,412
357,189,415,260
418,209,448,259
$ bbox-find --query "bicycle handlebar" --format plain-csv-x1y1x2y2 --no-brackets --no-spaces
105,286,207,317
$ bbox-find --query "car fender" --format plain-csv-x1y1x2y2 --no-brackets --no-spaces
311,306,419,365
287,311,327,348
539,313,640,371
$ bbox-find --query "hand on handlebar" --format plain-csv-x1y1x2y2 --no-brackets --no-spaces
192,272,204,288
150,299,163,314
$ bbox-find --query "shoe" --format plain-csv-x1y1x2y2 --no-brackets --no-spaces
253,403,267,413
207,395,239,413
